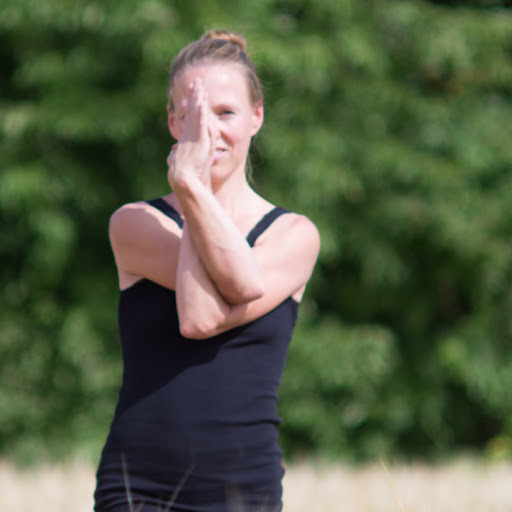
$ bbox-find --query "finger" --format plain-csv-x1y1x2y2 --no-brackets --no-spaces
206,116,218,166
183,79,203,139
183,81,197,118
207,108,218,145
192,78,202,109
166,144,178,166
199,88,210,141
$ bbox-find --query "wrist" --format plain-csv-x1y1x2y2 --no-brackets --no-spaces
171,170,210,199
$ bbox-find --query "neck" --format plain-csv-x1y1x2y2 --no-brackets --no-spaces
212,171,255,215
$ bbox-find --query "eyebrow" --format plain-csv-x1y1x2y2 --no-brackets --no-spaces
214,102,240,112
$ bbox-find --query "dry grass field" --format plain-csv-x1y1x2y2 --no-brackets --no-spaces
1,457,511,511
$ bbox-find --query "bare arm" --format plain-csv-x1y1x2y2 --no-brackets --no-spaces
167,77,265,304
109,202,182,290
175,212,320,339
167,74,320,336
107,199,319,339
173,177,265,304
176,223,247,338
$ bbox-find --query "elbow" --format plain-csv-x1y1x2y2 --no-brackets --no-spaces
245,281,265,302
179,321,208,340
178,317,220,340
221,281,265,305
177,302,240,340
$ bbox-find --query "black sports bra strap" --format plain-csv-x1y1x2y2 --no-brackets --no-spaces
146,200,287,244
246,206,290,247
146,198,184,228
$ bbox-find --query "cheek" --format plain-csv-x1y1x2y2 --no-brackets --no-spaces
227,118,254,143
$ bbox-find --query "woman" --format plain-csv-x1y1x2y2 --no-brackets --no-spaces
94,29,320,512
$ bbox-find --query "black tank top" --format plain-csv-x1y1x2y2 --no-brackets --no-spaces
94,199,299,512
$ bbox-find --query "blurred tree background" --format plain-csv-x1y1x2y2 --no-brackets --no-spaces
1,0,512,464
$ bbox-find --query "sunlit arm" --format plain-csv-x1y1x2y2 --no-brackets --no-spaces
173,175,265,305
175,210,321,340
176,223,248,339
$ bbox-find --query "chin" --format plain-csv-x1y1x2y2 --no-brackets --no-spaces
210,164,240,185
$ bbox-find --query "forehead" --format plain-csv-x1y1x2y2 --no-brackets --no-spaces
173,64,251,106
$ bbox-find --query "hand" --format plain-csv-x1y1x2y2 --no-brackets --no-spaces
167,78,218,190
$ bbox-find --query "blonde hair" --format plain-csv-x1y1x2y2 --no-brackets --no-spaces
167,29,263,111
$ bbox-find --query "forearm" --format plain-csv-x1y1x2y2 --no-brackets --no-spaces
176,224,246,339
174,176,264,304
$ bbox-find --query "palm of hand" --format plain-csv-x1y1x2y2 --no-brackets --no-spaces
168,79,217,188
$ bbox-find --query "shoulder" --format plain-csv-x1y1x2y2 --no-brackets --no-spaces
285,210,319,238
247,209,319,304
109,199,182,246
108,199,183,289
110,199,161,222
110,200,150,221
254,209,320,261
260,209,319,243
109,201,149,238
286,212,320,260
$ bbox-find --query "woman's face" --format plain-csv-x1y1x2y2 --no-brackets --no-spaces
168,63,263,186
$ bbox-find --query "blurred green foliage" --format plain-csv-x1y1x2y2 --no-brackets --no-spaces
1,0,512,463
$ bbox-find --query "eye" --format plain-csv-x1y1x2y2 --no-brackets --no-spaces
215,105,237,118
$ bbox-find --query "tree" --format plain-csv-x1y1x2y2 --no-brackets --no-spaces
1,0,512,462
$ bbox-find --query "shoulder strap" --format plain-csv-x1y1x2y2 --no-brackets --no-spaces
147,200,288,244
246,206,290,248
146,198,184,228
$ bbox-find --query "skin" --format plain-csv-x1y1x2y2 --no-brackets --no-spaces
109,63,320,339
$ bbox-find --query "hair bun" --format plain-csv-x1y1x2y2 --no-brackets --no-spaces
168,28,263,110
200,29,247,53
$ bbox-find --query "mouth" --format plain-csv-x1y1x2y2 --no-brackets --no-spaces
213,148,226,158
